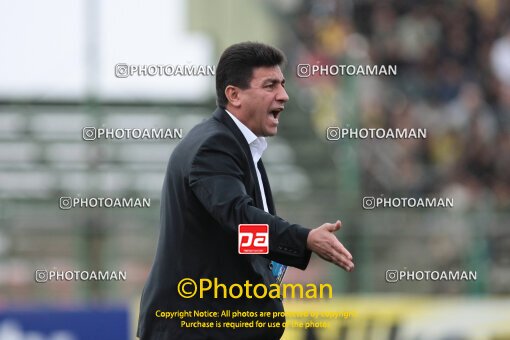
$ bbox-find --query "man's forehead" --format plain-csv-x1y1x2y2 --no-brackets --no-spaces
251,66,285,82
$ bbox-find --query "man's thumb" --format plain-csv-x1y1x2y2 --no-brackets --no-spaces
325,220,341,232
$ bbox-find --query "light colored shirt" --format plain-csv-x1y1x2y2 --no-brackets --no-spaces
225,110,269,213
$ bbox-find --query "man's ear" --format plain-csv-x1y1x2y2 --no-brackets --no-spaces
225,85,242,108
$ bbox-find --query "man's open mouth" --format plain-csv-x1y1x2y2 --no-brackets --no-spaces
270,107,284,119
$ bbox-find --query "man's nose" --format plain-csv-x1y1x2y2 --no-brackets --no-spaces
276,86,289,103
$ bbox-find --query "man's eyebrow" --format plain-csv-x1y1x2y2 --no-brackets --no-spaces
262,78,286,85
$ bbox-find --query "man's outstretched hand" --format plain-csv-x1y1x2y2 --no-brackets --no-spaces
306,220,354,272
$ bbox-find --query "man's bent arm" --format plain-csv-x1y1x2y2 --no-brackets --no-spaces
189,133,311,269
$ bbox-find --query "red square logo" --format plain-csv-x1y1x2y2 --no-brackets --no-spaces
238,224,269,254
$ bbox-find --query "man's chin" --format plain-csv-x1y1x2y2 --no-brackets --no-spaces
264,129,278,137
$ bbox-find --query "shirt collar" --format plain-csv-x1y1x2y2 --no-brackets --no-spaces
225,110,267,161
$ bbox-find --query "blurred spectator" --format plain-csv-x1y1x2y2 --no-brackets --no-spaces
490,24,510,86
289,0,510,209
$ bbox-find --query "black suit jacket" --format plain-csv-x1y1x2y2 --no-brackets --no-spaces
137,108,312,339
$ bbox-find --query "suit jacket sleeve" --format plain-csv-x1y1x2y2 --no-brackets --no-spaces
189,132,311,270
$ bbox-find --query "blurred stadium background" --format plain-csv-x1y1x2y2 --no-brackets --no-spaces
1,0,509,339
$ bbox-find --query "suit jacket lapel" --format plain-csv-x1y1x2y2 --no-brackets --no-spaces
213,108,265,210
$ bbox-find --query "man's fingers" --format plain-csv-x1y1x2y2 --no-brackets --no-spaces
320,241,354,272
332,248,354,271
339,257,354,272
332,238,353,260
331,253,354,272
